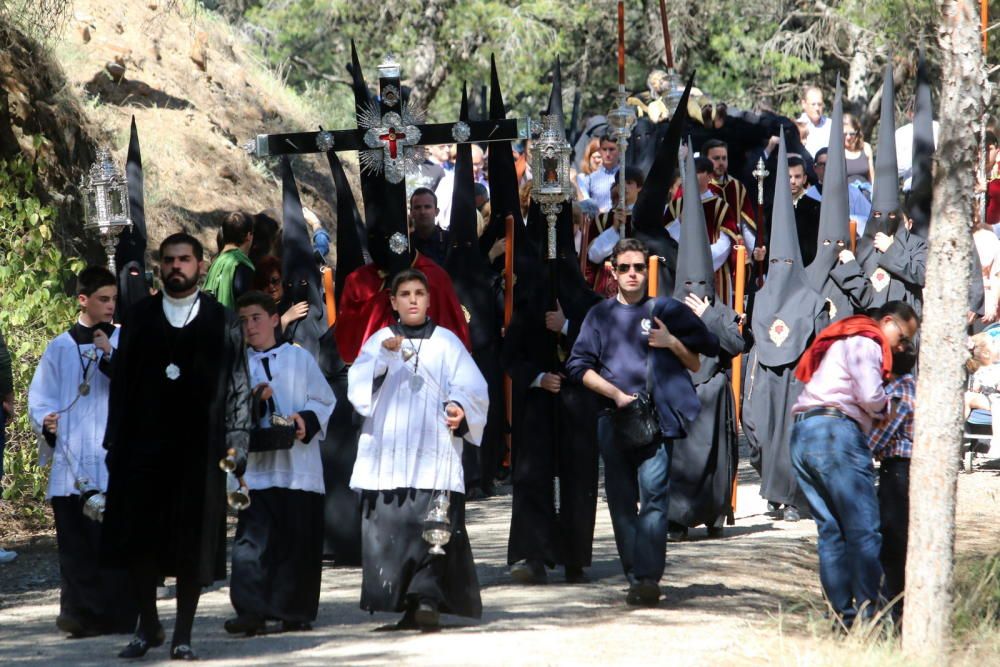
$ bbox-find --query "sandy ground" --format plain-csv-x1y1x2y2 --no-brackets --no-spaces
2,451,998,667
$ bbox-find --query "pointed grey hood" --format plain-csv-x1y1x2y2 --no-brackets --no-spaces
673,140,715,302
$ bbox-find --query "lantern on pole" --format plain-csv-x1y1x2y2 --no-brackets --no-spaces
529,114,573,259
80,149,132,274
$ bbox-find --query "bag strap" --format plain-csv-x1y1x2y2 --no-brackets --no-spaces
646,299,655,396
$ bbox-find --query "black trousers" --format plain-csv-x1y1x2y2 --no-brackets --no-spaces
878,457,910,614
52,496,136,633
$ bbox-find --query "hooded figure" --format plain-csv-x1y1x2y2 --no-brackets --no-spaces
444,86,505,497
830,62,927,315
501,61,604,583
115,117,151,316
334,44,471,365
742,131,829,520
805,81,854,323
907,52,935,240
667,144,745,538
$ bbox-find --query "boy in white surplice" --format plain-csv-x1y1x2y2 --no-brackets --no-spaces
347,268,488,630
225,291,336,636
28,266,136,637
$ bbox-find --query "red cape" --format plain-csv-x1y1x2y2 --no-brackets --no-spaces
795,315,892,384
334,253,472,364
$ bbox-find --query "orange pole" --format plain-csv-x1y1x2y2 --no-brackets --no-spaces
322,266,336,328
730,244,747,516
647,255,659,297
983,0,989,54
849,220,857,254
503,215,515,470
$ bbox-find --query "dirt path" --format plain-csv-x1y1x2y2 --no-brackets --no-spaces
2,454,998,666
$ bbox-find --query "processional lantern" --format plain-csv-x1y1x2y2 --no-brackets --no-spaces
529,114,573,259
608,0,637,213
80,149,132,274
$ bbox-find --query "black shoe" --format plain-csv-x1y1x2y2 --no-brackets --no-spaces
510,559,547,584
224,614,265,636
564,566,588,584
706,526,724,539
466,486,487,501
118,625,165,659
626,579,660,606
413,600,440,631
783,505,801,522
170,644,198,661
395,609,419,630
280,620,313,632
667,527,688,542
767,502,782,518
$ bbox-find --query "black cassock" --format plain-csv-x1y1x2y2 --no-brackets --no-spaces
360,489,481,619
502,310,600,569
101,294,250,585
668,303,743,529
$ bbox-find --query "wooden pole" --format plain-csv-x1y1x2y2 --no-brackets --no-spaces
647,255,659,297
983,0,989,53
657,0,675,70
849,219,857,253
322,266,336,328
617,1,626,85
503,214,515,470
730,244,747,516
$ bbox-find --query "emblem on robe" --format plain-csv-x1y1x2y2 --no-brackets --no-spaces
640,318,652,336
388,232,409,255
870,268,891,292
769,318,790,347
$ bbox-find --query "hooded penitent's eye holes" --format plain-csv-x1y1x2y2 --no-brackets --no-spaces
836,240,845,248
698,281,707,285
823,239,832,246
888,212,899,220
873,211,883,219
784,259,793,265
770,258,779,264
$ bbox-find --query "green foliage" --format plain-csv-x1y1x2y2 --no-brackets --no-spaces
0,145,85,505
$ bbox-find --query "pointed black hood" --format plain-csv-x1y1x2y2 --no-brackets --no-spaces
113,117,148,311
447,86,479,249
323,145,367,307
546,57,565,125
751,131,827,366
867,61,903,236
673,140,715,302
907,52,934,239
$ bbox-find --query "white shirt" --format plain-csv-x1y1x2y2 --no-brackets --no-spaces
163,290,201,327
348,325,489,494
895,121,940,185
28,325,120,498
798,113,832,159
243,343,337,494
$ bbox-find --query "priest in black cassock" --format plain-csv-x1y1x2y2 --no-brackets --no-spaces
667,145,743,540
830,63,927,317
741,134,829,523
347,268,488,631
101,233,251,661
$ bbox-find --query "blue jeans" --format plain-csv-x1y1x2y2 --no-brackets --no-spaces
790,414,883,625
597,414,672,584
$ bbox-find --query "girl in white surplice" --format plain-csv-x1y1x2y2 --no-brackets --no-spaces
347,268,489,630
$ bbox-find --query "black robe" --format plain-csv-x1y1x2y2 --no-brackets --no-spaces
502,308,600,568
101,293,251,585
668,303,743,528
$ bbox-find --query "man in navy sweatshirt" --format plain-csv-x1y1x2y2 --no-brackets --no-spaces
566,238,719,606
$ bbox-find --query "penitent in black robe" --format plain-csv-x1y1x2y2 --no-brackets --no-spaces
668,303,743,529
101,293,250,585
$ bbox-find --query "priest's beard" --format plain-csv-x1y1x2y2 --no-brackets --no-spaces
164,271,198,296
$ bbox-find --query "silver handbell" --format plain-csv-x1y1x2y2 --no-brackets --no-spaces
421,492,452,556
226,472,251,511
75,477,106,523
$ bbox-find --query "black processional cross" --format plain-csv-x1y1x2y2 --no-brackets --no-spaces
245,56,531,222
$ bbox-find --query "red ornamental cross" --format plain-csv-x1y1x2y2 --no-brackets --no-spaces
379,128,405,159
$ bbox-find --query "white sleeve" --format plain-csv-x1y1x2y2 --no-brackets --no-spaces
347,330,400,418
445,338,490,447
665,219,681,241
711,234,733,272
742,226,756,251
28,341,62,434
587,226,621,264
530,373,545,389
300,352,337,443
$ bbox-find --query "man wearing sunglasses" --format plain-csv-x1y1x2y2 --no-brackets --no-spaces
566,238,718,607
789,300,919,629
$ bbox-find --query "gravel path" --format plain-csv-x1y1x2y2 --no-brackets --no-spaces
2,453,998,666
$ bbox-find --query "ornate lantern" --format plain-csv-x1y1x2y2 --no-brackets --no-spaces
529,114,573,259
80,149,132,274
607,91,637,213
422,492,452,556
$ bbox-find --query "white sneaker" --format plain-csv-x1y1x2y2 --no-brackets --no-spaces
0,547,17,564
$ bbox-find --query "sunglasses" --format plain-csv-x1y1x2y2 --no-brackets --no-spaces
815,161,827,167
615,262,647,274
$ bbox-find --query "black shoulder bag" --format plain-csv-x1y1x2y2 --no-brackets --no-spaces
248,386,297,453
610,301,661,450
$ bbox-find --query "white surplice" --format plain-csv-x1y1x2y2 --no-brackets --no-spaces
244,342,336,494
347,325,489,494
28,327,119,499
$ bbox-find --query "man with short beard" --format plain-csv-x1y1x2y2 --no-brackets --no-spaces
101,232,251,661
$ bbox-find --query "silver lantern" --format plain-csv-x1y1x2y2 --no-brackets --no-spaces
529,114,573,259
80,149,132,274
75,477,106,523
606,89,637,213
422,492,452,556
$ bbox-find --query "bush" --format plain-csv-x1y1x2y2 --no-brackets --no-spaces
0,145,85,511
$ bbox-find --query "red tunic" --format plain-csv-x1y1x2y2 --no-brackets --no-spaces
334,253,471,364
710,175,757,233
666,188,740,305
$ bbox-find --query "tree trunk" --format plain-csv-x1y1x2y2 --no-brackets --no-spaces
903,0,985,657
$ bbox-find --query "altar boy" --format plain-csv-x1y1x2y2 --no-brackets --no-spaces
226,291,336,635
28,266,135,637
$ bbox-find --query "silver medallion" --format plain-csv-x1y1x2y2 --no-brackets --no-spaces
409,373,425,393
451,121,471,143
79,382,90,397
389,231,410,255
315,130,335,152
165,363,181,380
